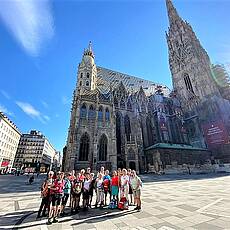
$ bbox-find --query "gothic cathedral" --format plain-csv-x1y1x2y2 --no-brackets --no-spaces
64,0,230,173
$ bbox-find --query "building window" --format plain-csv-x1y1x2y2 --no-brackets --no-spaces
120,98,125,109
184,73,194,93
98,106,103,122
127,100,132,111
80,104,87,119
87,73,90,78
79,81,82,86
98,134,107,161
86,81,89,86
79,133,90,161
80,73,83,78
124,115,131,141
105,108,110,121
88,105,96,120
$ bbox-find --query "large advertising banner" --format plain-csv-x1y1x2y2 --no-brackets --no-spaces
202,121,229,147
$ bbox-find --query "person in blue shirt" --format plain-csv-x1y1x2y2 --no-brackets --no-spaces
60,173,71,216
103,170,111,205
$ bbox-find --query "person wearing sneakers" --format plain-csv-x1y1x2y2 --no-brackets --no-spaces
47,171,65,225
130,170,142,211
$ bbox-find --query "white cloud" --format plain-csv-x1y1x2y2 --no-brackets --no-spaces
16,101,50,124
43,115,50,121
41,101,49,108
0,104,14,116
0,90,10,99
0,0,54,56
62,96,71,105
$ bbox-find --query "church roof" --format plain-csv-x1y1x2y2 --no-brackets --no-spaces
96,66,170,96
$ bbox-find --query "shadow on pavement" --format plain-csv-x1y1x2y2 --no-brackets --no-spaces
10,208,137,229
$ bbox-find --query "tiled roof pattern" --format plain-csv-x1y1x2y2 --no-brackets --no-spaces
96,66,170,96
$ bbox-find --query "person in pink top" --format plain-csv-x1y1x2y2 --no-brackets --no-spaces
47,171,65,225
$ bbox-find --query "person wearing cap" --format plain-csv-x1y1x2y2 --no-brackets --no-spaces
37,171,54,219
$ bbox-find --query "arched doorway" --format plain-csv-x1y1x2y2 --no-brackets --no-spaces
129,161,136,170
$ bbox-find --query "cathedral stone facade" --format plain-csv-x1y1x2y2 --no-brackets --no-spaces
64,0,230,173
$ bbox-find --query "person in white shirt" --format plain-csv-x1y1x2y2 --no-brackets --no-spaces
120,168,129,200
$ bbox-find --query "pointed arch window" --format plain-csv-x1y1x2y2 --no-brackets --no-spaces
99,134,107,161
86,81,89,86
124,115,131,141
184,73,194,93
114,97,119,108
88,105,96,120
120,98,125,109
79,133,90,161
146,116,154,146
80,104,87,119
141,103,146,113
127,99,132,111
105,108,110,121
98,106,103,122
87,73,90,78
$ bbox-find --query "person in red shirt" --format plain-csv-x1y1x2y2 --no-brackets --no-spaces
47,171,65,225
111,170,119,203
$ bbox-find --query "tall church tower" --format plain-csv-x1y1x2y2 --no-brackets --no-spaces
77,42,97,95
165,0,219,111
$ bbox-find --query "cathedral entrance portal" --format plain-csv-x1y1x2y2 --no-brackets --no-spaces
129,161,136,171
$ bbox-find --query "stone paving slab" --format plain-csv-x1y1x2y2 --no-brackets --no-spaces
0,174,230,230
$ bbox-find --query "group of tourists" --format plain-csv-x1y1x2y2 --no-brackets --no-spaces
37,166,142,225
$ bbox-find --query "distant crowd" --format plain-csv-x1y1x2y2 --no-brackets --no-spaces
37,167,142,225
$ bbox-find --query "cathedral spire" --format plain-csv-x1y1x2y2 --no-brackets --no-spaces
83,41,95,59
166,0,182,26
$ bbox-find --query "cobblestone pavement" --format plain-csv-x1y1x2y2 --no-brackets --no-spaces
0,173,230,230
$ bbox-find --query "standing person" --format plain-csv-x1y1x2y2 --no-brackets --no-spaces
82,172,91,211
103,170,111,205
120,169,129,201
79,169,85,181
71,173,82,213
111,170,119,204
88,173,95,208
37,171,54,218
100,166,105,176
127,168,134,205
60,173,71,216
86,167,91,174
47,172,65,225
95,173,104,208
130,170,142,211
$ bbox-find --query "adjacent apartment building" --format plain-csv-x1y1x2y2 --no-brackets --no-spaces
14,130,56,173
0,112,21,173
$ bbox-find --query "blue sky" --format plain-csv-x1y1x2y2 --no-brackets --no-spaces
0,0,230,152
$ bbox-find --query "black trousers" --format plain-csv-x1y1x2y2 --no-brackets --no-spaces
38,196,50,217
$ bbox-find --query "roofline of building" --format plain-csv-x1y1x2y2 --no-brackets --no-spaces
145,143,208,151
0,112,21,135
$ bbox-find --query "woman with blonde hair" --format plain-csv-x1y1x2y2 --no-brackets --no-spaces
130,170,142,211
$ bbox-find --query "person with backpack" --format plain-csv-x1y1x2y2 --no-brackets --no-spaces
60,173,71,216
37,171,54,218
130,170,142,211
71,173,82,214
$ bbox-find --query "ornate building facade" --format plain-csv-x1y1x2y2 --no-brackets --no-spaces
65,0,230,173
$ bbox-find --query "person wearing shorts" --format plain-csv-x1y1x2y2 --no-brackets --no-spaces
127,168,134,205
130,170,142,211
47,172,65,225
60,173,71,216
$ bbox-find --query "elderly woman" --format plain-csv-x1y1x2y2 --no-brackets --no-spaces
130,170,142,211
120,168,129,200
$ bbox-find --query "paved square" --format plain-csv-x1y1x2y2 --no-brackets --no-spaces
0,173,230,230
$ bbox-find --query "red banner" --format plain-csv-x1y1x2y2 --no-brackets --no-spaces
202,121,229,147
1,160,9,167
